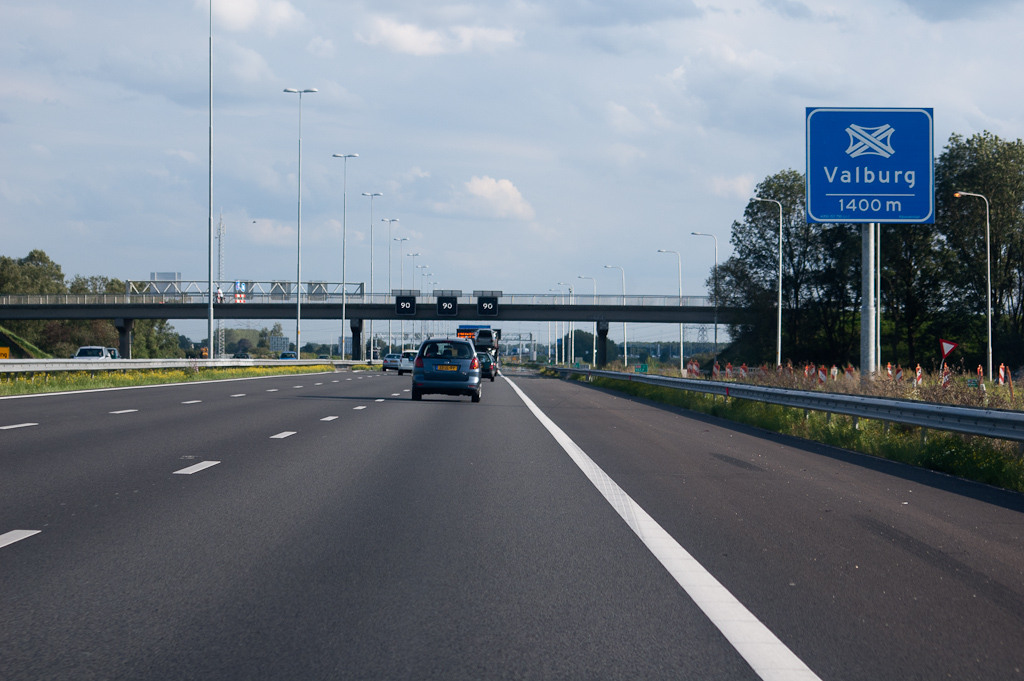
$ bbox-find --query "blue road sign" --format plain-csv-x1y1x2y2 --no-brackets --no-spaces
806,108,933,224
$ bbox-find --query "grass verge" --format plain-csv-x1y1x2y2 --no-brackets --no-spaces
550,370,1024,494
0,365,336,397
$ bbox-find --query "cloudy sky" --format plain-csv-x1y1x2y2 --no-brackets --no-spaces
2,0,1022,344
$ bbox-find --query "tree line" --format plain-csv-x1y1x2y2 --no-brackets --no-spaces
714,131,1024,371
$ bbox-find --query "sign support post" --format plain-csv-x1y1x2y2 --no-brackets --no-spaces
861,223,876,380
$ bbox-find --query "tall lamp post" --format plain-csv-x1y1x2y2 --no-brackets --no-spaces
558,282,574,364
752,197,783,367
332,153,358,358
955,190,993,381
691,233,719,361
657,250,684,375
578,275,597,366
362,191,381,360
549,288,565,363
382,218,399,352
604,265,626,366
206,1,214,361
284,87,317,355
417,265,430,340
395,237,409,350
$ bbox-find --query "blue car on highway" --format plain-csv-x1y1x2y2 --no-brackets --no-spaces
411,338,482,402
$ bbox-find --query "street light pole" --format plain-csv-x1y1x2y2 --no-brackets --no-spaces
558,283,574,364
752,197,783,367
382,218,399,352
284,87,317,356
395,237,409,350
362,192,381,360
657,250,684,375
691,233,719,361
578,275,597,366
549,288,565,363
604,265,626,366
955,190,993,381
206,1,214,362
332,153,358,358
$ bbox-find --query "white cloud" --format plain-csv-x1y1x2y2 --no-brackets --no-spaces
357,17,519,55
222,42,274,83
245,219,294,245
434,176,536,220
607,101,646,133
607,143,647,165
31,144,51,158
306,36,335,58
201,0,303,34
166,149,197,163
710,174,755,200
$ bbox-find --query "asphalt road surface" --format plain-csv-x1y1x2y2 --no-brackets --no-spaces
2,368,1022,680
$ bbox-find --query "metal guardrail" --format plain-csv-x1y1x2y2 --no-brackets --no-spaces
0,359,358,374
556,367,1024,443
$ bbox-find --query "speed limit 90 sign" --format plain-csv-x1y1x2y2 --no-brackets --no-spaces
477,296,498,316
436,296,458,316
396,296,416,315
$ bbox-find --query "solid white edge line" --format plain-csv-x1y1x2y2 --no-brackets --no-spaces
270,431,297,439
503,376,822,681
173,461,221,475
0,529,41,549
0,422,39,430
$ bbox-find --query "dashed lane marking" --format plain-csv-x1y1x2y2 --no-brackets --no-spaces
1,423,38,430
505,376,823,681
267,389,278,392
353,406,367,410
173,461,221,475
230,394,246,398
270,431,297,439
375,399,385,402
391,393,401,396
321,416,339,421
293,386,303,389
315,382,323,386
0,530,41,549
181,400,202,405
109,409,138,414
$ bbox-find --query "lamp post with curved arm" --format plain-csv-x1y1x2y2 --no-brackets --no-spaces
691,233,718,361
955,190,993,381
382,218,399,351
361,192,381,360
752,197,783,367
549,288,565,364
283,87,317,354
657,250,684,375
331,153,358,358
604,265,626,366
558,282,574,363
578,275,597,366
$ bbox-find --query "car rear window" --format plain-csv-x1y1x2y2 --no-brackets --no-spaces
420,341,473,359
77,348,103,357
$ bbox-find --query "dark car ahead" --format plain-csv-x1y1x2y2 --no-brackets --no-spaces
411,338,481,402
477,351,498,381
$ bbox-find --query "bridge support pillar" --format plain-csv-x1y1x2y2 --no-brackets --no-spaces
114,318,134,359
596,321,609,368
350,318,363,361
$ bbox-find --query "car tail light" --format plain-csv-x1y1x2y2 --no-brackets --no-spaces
470,356,479,370
414,356,424,368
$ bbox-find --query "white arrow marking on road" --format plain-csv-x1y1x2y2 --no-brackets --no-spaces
505,376,823,681
0,530,41,549
174,461,221,475
0,423,38,430
270,431,297,439
109,409,138,414
321,416,339,421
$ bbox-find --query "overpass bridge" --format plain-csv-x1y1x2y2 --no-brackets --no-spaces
0,280,740,360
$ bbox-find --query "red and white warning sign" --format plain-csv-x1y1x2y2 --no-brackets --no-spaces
940,339,958,359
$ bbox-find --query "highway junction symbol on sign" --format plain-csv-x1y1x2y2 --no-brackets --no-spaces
806,108,934,224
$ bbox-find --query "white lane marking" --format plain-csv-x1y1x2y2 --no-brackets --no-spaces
321,416,339,421
331,380,339,383
0,423,38,430
315,382,323,386
267,389,278,392
109,409,138,414
375,399,385,402
173,461,221,475
0,530,41,549
230,394,246,398
270,431,297,439
181,400,202,405
346,378,352,381
293,386,303,389
402,389,410,392
504,376,822,681
353,406,367,410
391,393,401,396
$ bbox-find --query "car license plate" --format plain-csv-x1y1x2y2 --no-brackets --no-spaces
437,365,458,371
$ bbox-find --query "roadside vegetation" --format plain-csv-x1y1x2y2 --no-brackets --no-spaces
0,364,336,397
543,367,1024,494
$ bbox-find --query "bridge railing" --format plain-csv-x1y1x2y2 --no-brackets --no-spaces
1,287,712,307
